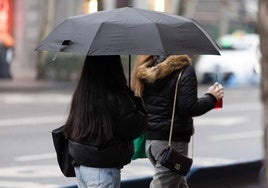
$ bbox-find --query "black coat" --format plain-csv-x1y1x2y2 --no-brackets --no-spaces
69,87,147,168
143,65,216,143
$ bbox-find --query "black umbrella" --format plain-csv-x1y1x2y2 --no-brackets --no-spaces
35,7,220,56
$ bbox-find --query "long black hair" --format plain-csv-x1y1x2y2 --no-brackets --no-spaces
64,55,127,141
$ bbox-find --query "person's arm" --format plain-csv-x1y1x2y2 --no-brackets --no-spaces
115,87,148,139
177,66,222,116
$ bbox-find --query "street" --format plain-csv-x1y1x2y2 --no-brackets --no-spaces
0,84,263,188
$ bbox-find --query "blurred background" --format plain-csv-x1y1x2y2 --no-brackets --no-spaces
0,0,259,83
0,0,264,188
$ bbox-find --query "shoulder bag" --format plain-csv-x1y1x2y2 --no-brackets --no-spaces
160,69,193,176
51,125,75,177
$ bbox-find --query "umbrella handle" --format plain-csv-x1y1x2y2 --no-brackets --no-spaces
128,55,131,87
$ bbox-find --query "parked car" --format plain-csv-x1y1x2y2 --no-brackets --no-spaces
195,33,260,86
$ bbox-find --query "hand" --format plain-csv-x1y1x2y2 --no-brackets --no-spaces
207,82,224,100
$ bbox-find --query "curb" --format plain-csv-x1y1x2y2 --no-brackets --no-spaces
61,159,264,188
0,79,76,93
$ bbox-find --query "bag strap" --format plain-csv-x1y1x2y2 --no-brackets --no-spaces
168,69,183,147
168,68,194,159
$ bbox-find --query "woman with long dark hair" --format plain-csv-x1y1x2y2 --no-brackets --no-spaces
64,55,147,188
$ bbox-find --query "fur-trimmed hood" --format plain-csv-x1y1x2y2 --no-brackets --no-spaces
135,55,191,82
131,55,191,96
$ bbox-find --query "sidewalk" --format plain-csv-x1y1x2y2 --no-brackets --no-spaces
0,78,76,93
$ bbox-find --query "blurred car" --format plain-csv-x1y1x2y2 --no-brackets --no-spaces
195,32,260,86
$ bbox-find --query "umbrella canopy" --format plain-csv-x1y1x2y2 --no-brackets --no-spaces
36,7,220,56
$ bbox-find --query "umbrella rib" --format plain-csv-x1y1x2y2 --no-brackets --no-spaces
131,8,167,55
152,24,166,55
86,22,104,55
191,19,221,54
86,8,128,55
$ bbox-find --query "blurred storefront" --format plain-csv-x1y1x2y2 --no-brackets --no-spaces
0,0,14,79
5,0,258,80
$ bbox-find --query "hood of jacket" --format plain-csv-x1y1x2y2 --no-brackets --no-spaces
135,55,191,82
132,55,191,96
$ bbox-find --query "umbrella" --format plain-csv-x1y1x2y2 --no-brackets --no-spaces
35,7,220,56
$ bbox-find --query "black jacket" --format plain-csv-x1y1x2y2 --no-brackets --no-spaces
134,56,217,143
69,87,147,168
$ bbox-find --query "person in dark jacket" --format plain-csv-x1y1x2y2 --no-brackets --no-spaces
131,55,224,188
64,55,147,188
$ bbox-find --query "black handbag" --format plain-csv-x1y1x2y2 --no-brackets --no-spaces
160,69,193,176
160,146,193,176
51,125,75,177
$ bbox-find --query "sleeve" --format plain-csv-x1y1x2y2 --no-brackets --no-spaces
115,87,148,139
176,66,217,117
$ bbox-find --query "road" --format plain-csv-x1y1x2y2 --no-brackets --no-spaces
0,84,263,188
